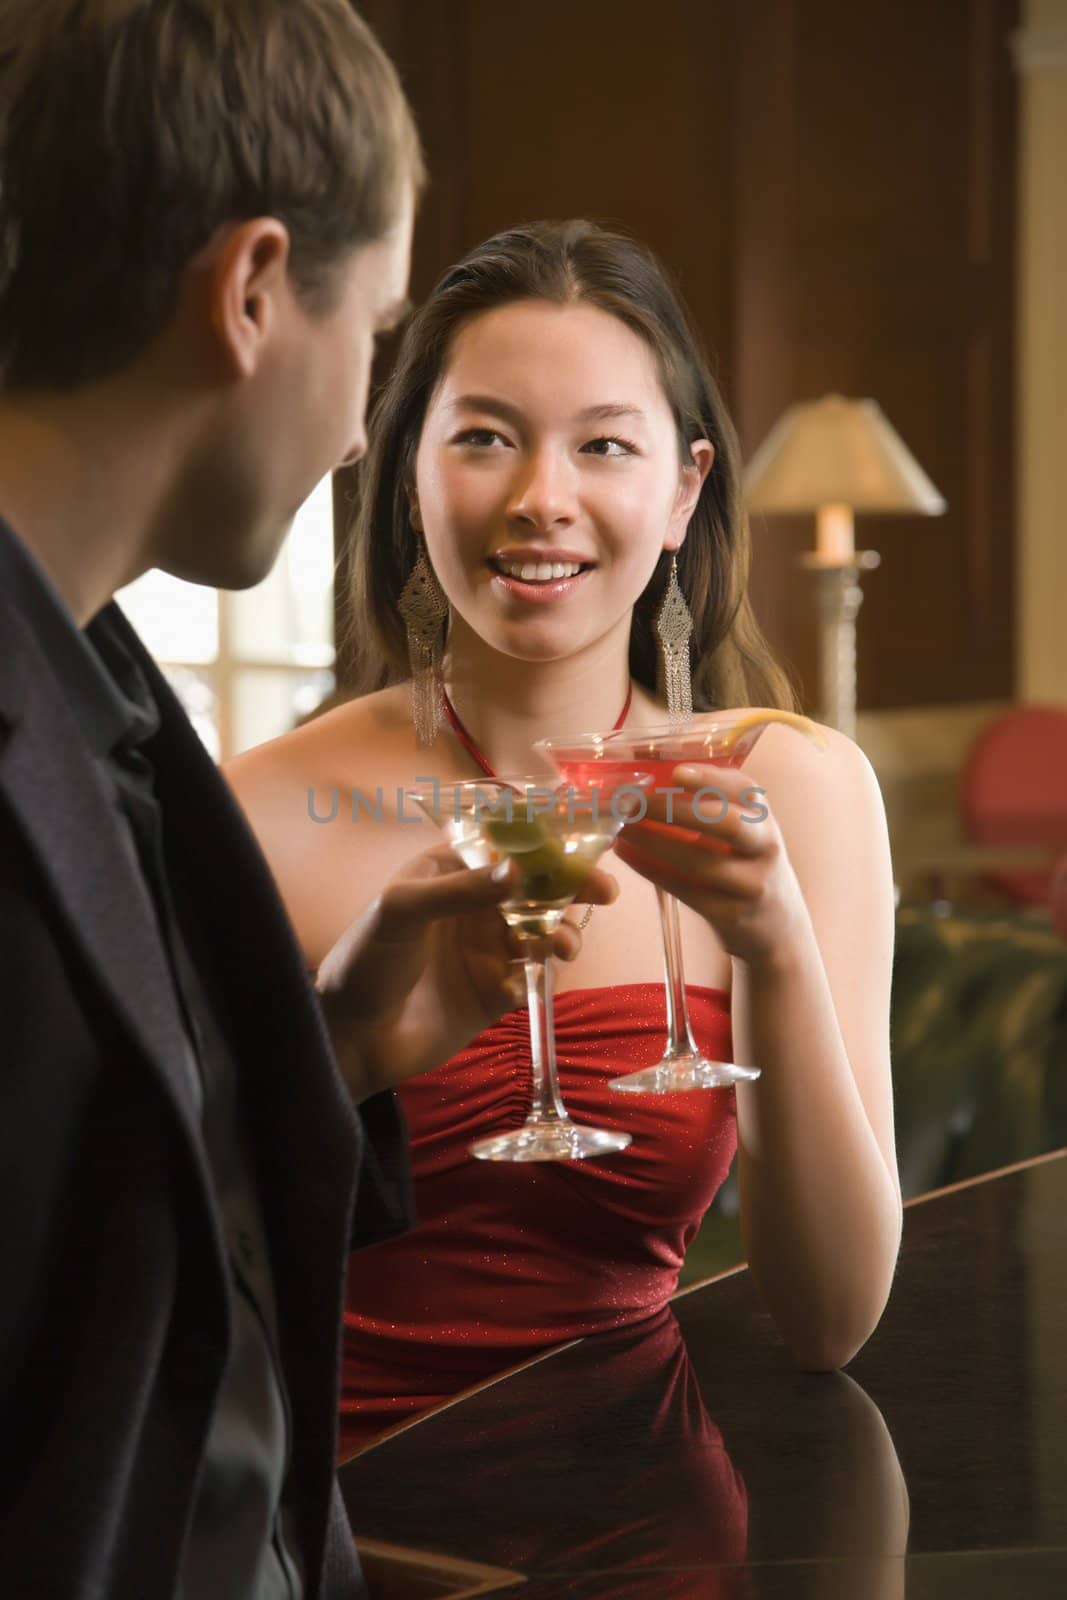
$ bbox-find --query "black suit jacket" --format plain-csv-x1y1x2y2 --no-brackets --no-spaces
0,591,410,1598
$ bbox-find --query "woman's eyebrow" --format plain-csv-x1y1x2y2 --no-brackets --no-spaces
576,402,647,424
443,395,647,425
443,393,524,423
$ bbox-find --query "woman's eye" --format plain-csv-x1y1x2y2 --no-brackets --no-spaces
453,427,507,448
581,436,638,457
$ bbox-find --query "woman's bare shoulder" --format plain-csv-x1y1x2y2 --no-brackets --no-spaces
221,685,419,868
741,718,888,872
224,684,413,791
221,685,424,957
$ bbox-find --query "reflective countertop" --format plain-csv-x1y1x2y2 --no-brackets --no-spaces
338,1149,1067,1597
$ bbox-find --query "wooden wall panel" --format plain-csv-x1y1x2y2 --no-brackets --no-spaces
339,0,1017,714
732,0,1018,710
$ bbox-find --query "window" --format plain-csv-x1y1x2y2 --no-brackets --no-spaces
116,476,337,761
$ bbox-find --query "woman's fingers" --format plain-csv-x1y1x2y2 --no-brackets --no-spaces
623,763,771,860
568,864,619,906
613,833,758,901
500,914,588,966
370,841,617,984
375,854,518,941
550,920,584,962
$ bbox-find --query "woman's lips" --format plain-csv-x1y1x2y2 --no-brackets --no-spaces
488,566,594,605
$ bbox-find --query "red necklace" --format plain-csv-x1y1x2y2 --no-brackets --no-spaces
440,683,633,778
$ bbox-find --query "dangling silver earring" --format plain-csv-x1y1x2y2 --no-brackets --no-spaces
398,544,449,747
655,553,693,727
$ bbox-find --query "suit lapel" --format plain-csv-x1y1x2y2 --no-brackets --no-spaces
0,594,204,1138
110,602,362,1192
0,586,361,1261
1,584,365,1580
99,606,362,1523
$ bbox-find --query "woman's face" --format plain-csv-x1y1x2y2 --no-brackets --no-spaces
413,299,712,667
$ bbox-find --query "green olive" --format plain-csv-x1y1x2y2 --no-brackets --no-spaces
483,815,551,853
483,816,589,902
515,844,591,902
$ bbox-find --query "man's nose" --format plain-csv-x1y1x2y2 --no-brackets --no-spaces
339,423,369,468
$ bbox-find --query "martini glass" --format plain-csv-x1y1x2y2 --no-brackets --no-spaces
537,718,786,1093
407,773,652,1160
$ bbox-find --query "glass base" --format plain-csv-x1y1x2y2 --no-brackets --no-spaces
609,1054,761,1094
469,1118,632,1163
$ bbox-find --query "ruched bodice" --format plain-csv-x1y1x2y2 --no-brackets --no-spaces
340,983,737,1456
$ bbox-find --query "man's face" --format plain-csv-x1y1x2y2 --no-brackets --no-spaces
299,188,416,480
167,188,414,592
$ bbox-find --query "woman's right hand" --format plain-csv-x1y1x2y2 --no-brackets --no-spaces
315,841,618,1100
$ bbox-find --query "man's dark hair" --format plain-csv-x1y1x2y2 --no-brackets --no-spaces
0,0,424,390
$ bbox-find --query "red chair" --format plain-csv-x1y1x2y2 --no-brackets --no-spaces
958,706,1067,906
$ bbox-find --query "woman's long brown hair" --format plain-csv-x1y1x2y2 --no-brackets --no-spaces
346,219,798,714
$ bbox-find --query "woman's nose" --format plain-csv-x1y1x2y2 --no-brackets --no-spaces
506,448,577,530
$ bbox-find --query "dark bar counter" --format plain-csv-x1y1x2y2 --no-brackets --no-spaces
338,1150,1067,1597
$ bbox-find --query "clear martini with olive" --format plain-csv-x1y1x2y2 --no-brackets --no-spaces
408,774,651,1160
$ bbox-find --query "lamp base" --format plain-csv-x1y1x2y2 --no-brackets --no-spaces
797,551,881,740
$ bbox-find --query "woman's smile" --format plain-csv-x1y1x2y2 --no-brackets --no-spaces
487,544,597,604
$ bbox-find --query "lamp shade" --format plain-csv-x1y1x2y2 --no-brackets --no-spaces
743,395,947,515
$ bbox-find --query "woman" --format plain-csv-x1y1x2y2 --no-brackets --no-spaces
225,221,901,1456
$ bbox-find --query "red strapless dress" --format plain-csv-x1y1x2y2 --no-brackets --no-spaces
339,982,736,1458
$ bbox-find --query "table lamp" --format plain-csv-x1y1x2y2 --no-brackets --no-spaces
744,395,946,739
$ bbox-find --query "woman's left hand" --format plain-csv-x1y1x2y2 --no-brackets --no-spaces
612,761,811,970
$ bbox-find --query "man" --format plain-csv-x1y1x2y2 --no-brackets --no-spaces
0,3,609,1595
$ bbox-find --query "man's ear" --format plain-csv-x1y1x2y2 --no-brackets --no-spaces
665,439,715,553
206,218,292,381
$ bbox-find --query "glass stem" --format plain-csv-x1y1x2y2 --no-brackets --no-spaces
524,955,569,1122
656,886,701,1059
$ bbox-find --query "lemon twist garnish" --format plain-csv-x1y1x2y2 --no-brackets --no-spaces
718,709,829,752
